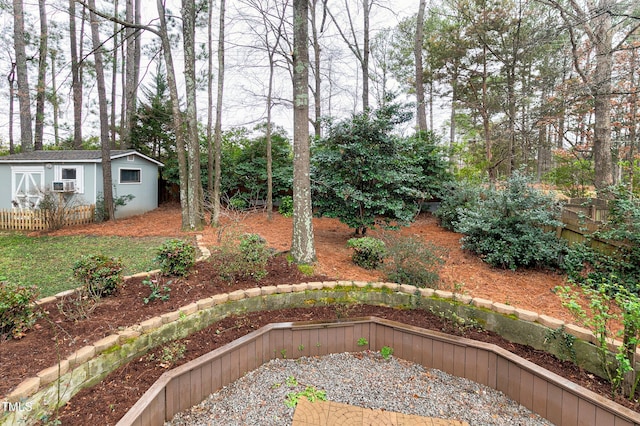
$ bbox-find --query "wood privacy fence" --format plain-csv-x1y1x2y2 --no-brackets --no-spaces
0,205,95,231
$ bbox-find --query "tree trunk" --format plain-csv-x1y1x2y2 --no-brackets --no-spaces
69,0,83,149
49,49,60,145
8,63,16,154
291,0,316,264
13,0,33,152
34,0,48,151
182,0,204,230
310,0,322,138
629,48,637,194
111,0,119,147
415,0,427,133
266,49,275,221
212,0,225,226
88,0,115,221
591,3,614,194
157,0,189,229
362,0,370,111
207,0,214,222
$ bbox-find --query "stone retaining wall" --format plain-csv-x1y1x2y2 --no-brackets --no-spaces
2,281,638,425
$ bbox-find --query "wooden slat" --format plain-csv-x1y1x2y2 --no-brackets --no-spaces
0,205,94,231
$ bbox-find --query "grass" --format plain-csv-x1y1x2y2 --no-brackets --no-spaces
0,233,175,297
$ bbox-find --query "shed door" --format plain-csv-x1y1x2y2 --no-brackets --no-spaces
11,166,45,209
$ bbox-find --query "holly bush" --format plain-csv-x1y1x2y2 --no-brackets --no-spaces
455,171,566,270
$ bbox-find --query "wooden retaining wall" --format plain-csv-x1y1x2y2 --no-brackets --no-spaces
118,317,640,426
0,205,94,231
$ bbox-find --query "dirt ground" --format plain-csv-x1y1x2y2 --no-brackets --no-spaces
48,203,572,322
2,204,623,425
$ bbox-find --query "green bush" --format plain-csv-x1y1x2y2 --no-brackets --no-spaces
382,235,446,288
278,196,293,217
346,237,386,269
434,180,481,231
238,233,271,280
72,254,124,297
155,239,197,277
213,233,272,281
562,186,640,292
455,171,566,270
0,282,41,340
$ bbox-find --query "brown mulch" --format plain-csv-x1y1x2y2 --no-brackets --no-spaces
1,204,636,424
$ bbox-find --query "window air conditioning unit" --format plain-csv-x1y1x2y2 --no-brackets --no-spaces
52,181,76,192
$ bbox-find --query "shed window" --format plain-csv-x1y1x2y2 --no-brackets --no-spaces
54,165,83,193
61,168,77,180
120,168,141,183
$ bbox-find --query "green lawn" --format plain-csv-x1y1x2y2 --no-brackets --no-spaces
0,233,176,297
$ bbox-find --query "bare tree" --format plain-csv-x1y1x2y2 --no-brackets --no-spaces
327,0,373,111
13,0,33,152
239,0,290,221
122,0,141,147
69,0,83,148
111,0,120,147
155,0,190,229
182,0,204,230
49,48,61,146
7,62,16,154
291,0,316,263
209,0,225,227
414,0,427,133
88,0,115,220
309,0,324,138
34,0,48,150
543,0,640,194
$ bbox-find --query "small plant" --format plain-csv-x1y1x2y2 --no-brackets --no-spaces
155,239,196,277
346,237,386,269
278,195,293,217
213,233,271,282
239,233,271,280
357,337,368,346
142,276,172,304
544,326,577,363
297,264,314,276
0,281,41,340
56,288,100,322
157,342,186,368
284,386,327,408
228,195,248,211
72,254,124,297
95,192,135,222
382,234,446,288
556,279,640,398
286,376,298,387
380,346,394,359
280,348,287,358
298,344,305,351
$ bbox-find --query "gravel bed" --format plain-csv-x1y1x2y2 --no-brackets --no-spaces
166,351,552,426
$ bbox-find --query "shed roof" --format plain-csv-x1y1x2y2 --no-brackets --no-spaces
0,150,164,166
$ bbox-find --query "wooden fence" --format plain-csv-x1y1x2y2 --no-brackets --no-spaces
118,317,640,426
0,205,95,231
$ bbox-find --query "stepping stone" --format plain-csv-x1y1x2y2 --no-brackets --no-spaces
292,396,470,426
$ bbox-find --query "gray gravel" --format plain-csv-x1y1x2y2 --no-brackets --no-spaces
166,351,553,426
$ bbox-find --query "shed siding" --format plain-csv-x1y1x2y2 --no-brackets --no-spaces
111,156,159,218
